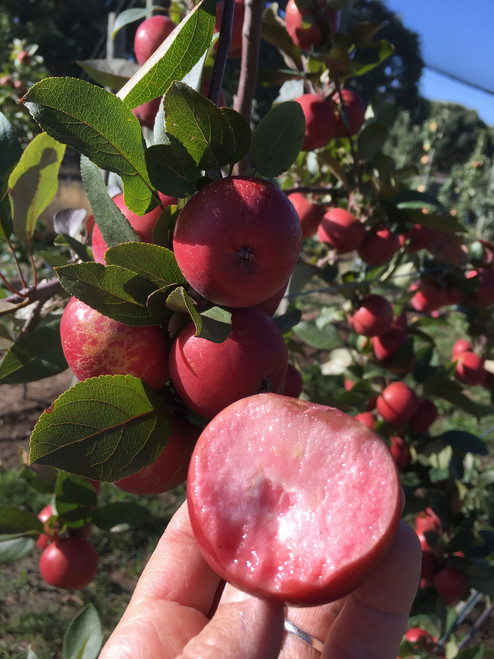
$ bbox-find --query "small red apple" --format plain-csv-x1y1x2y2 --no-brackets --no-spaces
350,294,394,337
357,228,400,266
408,398,439,433
389,435,410,469
131,96,161,130
409,279,448,312
433,566,469,605
294,93,335,151
39,537,99,590
284,362,304,398
36,503,58,550
376,381,420,427
354,411,376,430
285,0,339,51
454,351,486,386
403,627,437,653
287,191,325,238
332,89,366,137
317,207,365,253
134,14,176,65
372,327,409,364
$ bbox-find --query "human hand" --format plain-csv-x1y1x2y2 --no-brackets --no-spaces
100,501,421,659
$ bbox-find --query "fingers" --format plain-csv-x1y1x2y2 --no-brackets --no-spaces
323,521,422,659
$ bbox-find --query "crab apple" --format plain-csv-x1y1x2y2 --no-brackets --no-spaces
409,280,448,312
350,294,394,337
454,351,486,386
134,14,176,65
36,503,58,550
372,327,409,364
131,96,161,130
317,207,365,253
433,566,469,605
114,415,200,495
172,177,302,308
214,0,245,58
60,297,170,391
283,362,303,398
390,435,410,469
408,398,439,434
295,93,335,151
376,381,420,427
354,411,376,430
332,88,366,137
287,192,325,238
91,192,177,264
285,0,339,51
39,537,99,589
169,306,289,419
357,227,400,266
403,627,437,653
400,224,434,253
187,393,402,606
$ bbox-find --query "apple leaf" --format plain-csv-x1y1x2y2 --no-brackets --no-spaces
261,3,302,71
0,320,67,384
62,603,103,659
118,0,216,110
164,81,235,170
29,374,171,482
357,122,388,161
221,108,252,165
0,537,36,564
350,39,395,78
0,112,22,241
0,505,44,535
8,132,65,243
21,77,154,216
293,320,342,350
198,307,232,343
54,472,99,525
146,285,179,326
112,7,158,37
56,262,157,326
439,430,488,456
105,242,186,289
92,501,152,530
251,101,306,177
77,58,138,91
394,189,447,214
146,139,202,197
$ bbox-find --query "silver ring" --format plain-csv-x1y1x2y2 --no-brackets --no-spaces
284,617,324,653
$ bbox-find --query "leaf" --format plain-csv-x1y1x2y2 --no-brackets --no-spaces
105,242,186,289
350,40,395,77
422,375,486,419
197,307,232,343
0,505,44,535
118,0,216,110
0,112,22,240
164,81,235,170
357,122,388,161
0,320,67,384
438,430,488,456
394,189,447,214
146,140,202,198
56,262,157,326
112,7,160,37
54,472,98,525
62,603,103,659
77,58,138,91
293,320,342,350
0,536,36,564
92,501,152,530
80,156,139,250
260,3,302,71
394,207,465,233
348,21,385,47
21,78,153,215
8,132,65,242
29,374,171,482
221,108,252,165
251,101,306,177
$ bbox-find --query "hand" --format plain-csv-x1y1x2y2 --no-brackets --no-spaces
100,501,421,659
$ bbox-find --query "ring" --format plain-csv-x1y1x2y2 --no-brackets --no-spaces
284,617,324,653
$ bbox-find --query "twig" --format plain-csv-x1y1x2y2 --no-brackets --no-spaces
209,0,235,106
1,277,64,308
456,598,494,650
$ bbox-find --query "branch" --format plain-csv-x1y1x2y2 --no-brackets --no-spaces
2,277,64,308
209,0,235,106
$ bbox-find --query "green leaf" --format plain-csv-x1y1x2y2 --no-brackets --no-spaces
62,603,103,659
22,77,153,215
357,122,388,161
77,58,138,91
54,472,98,525
438,430,488,456
197,307,232,343
118,0,216,110
394,189,447,214
0,505,44,535
146,140,201,197
164,81,235,170
0,319,67,384
105,242,186,289
80,156,139,250
221,108,252,165
56,262,156,326
0,112,22,240
347,22,385,48
8,132,65,242
29,374,171,482
293,320,342,350
394,207,465,233
112,7,159,36
92,501,152,530
423,375,486,419
350,40,395,77
251,101,306,177
0,536,36,564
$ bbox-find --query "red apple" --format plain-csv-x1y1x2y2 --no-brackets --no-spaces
400,224,434,253
36,503,58,550
317,207,365,253
131,96,161,130
169,306,289,419
39,537,99,589
433,566,469,605
60,297,170,391
404,627,437,652
114,415,200,495
454,351,486,386
415,507,442,537
468,268,494,307
284,362,303,398
409,279,448,312
187,393,402,605
350,294,394,337
256,281,288,316
134,14,176,65
354,411,376,430
390,435,410,469
408,398,439,433
285,0,339,51
287,192,325,238
372,327,409,364
172,176,302,308
376,381,420,427
214,0,245,58
357,228,400,266
294,93,335,151
332,89,366,137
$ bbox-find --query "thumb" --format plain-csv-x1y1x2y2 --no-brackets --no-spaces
177,585,284,659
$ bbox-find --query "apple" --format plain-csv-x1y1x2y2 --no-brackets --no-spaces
357,227,400,266
285,0,339,51
172,176,302,308
408,397,439,433
433,566,469,605
414,507,443,556
389,435,410,469
169,306,289,419
332,88,366,137
372,327,409,364
187,393,402,605
256,281,288,316
283,362,303,398
454,351,486,386
134,14,176,65
287,191,325,238
91,192,177,264
470,268,494,307
354,411,376,430
400,224,434,253
114,415,200,495
294,93,335,150
350,294,394,337
403,627,437,653
214,0,245,58
317,207,366,253
36,503,58,550
409,279,448,312
376,381,420,427
60,297,170,391
131,96,161,130
16,50,32,65
39,536,99,589
420,550,440,588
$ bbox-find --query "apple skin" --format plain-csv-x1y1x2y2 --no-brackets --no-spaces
187,393,402,606
285,0,339,51
131,96,161,130
357,227,400,266
283,362,303,398
91,192,177,264
433,566,469,605
372,327,409,364
39,537,99,589
354,411,376,430
60,297,170,391
403,627,437,653
409,279,448,312
134,14,176,65
408,398,438,433
350,294,394,337
400,224,434,253
376,381,420,427
169,306,289,419
36,503,58,550
287,192,325,239
172,177,302,308
317,207,365,253
294,93,335,151
332,89,366,137
214,0,245,58
454,351,486,386
390,435,410,469
256,281,288,316
114,415,200,495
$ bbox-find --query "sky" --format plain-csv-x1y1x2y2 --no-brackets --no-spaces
384,0,494,126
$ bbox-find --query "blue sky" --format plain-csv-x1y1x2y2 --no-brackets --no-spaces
384,0,494,126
